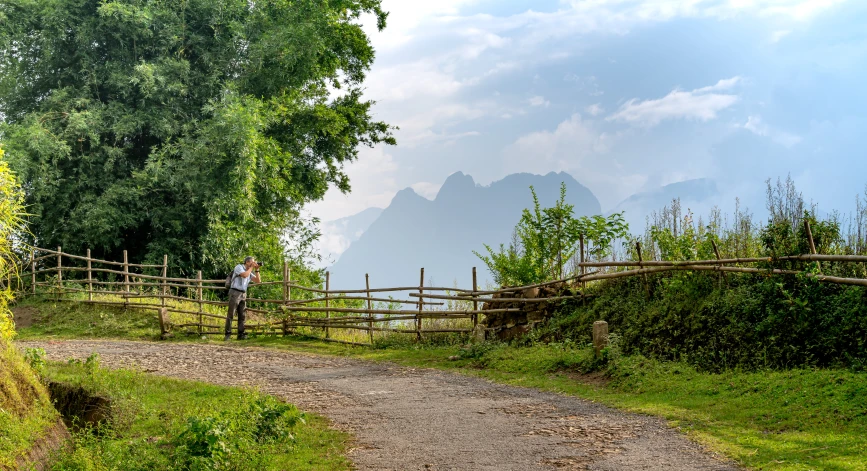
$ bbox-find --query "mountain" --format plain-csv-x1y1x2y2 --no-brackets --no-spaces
317,207,383,264
609,178,720,232
327,172,601,290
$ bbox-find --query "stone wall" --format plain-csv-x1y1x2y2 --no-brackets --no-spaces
481,282,577,340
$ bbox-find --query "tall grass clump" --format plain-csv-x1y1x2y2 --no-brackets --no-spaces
0,147,60,468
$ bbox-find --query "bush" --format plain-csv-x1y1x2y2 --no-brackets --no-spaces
172,395,305,470
544,270,867,372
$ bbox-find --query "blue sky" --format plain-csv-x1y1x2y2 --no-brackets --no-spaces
310,0,867,233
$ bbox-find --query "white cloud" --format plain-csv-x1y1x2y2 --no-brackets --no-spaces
365,59,467,102
557,0,846,25
363,1,483,50
528,96,551,107
307,146,401,221
772,29,792,42
742,115,803,147
565,74,604,96
695,76,742,93
511,113,609,159
585,103,605,116
395,102,489,146
743,115,768,135
504,114,650,208
608,77,741,126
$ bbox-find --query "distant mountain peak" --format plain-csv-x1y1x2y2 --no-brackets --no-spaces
391,187,425,203
435,171,477,202
328,171,602,289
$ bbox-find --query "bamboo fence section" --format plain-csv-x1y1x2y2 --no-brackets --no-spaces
16,221,867,345
18,247,499,344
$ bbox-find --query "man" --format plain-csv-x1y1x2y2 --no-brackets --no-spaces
225,256,261,341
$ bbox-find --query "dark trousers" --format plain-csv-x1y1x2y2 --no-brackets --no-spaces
226,289,247,336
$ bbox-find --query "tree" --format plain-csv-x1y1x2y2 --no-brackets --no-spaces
0,0,395,279
474,183,629,286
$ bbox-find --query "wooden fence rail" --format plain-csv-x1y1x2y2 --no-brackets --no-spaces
16,225,867,344
18,246,499,344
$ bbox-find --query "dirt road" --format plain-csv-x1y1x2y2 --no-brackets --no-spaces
20,340,739,471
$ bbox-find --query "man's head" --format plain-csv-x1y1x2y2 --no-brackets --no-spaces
244,256,256,268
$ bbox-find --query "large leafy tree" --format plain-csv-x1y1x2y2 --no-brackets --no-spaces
0,0,394,278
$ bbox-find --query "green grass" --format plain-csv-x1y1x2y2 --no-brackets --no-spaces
15,299,867,470
14,299,162,341
0,341,59,469
42,357,351,470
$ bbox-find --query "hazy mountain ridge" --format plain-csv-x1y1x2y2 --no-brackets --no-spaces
327,171,601,289
609,178,720,231
317,207,384,264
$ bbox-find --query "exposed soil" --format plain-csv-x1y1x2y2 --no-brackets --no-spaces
13,419,70,471
18,340,741,471
47,381,112,434
11,306,38,329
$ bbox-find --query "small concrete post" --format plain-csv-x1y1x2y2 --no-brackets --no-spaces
593,320,609,356
158,308,170,339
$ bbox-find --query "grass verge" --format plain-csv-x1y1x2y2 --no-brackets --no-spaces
0,341,59,469
38,356,351,470
15,299,867,470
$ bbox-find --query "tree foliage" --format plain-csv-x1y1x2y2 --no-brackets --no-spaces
0,0,395,279
475,183,628,286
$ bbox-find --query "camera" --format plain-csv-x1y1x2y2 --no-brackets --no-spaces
255,261,264,268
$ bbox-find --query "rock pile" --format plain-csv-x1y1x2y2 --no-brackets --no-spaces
481,282,577,340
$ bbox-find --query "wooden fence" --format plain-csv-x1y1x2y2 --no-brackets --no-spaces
17,246,528,345
14,221,867,345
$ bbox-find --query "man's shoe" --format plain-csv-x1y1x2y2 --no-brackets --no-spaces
237,333,248,340
223,334,231,341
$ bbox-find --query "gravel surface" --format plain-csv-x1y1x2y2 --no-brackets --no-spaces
20,340,740,471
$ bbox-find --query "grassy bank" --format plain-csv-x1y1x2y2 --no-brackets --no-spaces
0,341,59,469
38,356,350,470
15,299,867,470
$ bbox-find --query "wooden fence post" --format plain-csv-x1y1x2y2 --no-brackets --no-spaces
161,255,168,307
123,250,129,308
158,307,170,339
324,271,330,339
282,261,290,336
711,239,725,288
417,267,424,341
86,249,93,301
365,273,373,345
579,236,586,306
636,241,649,298
197,271,203,334
30,250,36,296
56,246,62,301
471,267,479,330
805,220,821,272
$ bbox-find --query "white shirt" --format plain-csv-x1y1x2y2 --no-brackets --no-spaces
230,264,254,292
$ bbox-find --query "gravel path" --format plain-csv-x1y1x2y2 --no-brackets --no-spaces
20,340,740,471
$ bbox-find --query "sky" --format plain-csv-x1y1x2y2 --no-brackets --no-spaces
308,0,867,230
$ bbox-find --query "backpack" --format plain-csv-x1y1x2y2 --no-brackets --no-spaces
225,268,237,290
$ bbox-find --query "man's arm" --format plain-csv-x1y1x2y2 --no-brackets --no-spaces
252,270,262,284
238,265,254,279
